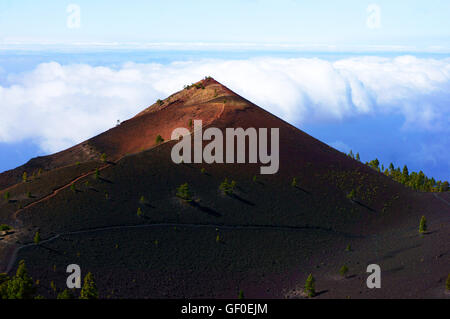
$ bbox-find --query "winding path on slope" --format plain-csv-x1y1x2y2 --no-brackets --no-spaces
12,164,111,224
3,221,362,274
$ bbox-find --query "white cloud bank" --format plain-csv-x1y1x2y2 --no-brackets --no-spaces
1,56,450,153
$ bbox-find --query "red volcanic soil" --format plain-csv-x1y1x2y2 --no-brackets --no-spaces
0,78,449,299
0,78,226,190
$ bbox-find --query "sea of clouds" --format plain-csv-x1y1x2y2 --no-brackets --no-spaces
0,55,449,154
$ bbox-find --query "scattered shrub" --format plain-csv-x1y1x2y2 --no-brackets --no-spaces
34,231,40,244
339,265,349,278
57,289,75,299
0,224,11,231
176,183,192,202
155,135,164,144
137,207,143,218
184,83,205,90
22,172,28,183
446,274,450,291
419,215,427,233
4,192,10,202
100,153,107,163
238,290,244,299
291,177,297,187
157,99,164,106
220,178,236,195
347,189,356,201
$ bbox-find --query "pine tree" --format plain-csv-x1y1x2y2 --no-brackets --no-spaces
304,274,316,297
176,183,192,202
100,153,107,163
22,172,28,183
355,153,361,161
4,191,10,202
402,165,409,177
4,260,36,299
291,177,297,187
80,272,98,299
347,189,356,201
389,163,395,173
368,159,380,171
0,273,10,298
137,207,143,218
50,280,57,292
238,290,244,299
446,274,450,291
419,216,427,234
34,231,40,244
339,265,349,278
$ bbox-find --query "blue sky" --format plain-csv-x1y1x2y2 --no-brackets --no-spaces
0,1,449,182
1,0,450,50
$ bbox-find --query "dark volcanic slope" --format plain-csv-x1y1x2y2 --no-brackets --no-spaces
0,78,448,299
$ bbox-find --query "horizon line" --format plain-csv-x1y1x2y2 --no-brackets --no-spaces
1,41,450,54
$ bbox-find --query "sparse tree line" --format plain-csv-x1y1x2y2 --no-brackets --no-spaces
347,150,449,192
0,260,98,299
